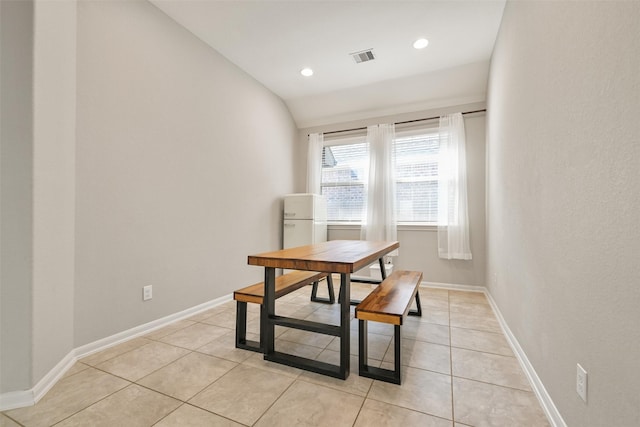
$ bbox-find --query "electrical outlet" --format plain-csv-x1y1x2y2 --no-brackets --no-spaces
576,363,588,402
143,285,152,301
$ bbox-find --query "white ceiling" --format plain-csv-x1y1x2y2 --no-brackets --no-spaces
150,0,506,128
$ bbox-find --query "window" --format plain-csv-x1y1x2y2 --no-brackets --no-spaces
394,130,440,223
320,127,440,224
321,139,368,222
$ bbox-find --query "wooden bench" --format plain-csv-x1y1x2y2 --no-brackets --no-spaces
234,270,334,352
355,270,423,384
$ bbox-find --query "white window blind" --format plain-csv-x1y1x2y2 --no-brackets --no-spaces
394,130,440,223
321,140,368,222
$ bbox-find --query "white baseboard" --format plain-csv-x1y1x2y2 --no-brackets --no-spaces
421,280,486,293
0,294,232,411
484,291,567,427
0,390,34,412
74,294,232,360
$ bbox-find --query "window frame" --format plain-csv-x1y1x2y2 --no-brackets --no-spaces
320,125,441,227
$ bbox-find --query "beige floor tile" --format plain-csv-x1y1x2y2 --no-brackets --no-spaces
368,367,452,420
417,296,450,311
61,361,90,379
80,337,152,366
189,364,294,426
274,338,325,359
5,368,128,427
155,404,244,426
299,352,374,397
200,310,244,329
241,351,304,379
355,399,453,427
187,305,234,322
450,327,513,356
255,380,364,427
197,331,256,363
402,318,450,345
285,293,319,306
453,377,550,426
278,328,334,348
354,318,395,335
449,290,489,305
326,329,392,359
245,317,287,338
276,301,319,317
419,287,450,301
0,414,20,427
451,347,530,391
56,384,180,427
138,352,237,401
316,348,382,368
450,301,496,317
145,319,197,340
97,341,189,381
351,287,377,302
304,307,342,324
160,323,231,350
383,339,451,375
420,309,451,326
449,310,501,333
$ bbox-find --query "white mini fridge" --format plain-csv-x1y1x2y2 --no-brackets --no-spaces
283,193,327,249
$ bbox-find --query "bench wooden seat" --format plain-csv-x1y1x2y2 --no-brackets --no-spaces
234,270,333,352
355,270,423,384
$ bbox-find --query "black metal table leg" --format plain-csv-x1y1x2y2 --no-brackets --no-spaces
339,272,351,379
263,267,276,355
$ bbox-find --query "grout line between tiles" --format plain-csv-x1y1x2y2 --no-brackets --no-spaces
250,376,298,426
362,397,455,425
48,380,132,426
450,374,534,394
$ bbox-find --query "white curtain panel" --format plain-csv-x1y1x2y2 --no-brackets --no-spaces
361,124,398,255
306,133,323,194
437,113,472,260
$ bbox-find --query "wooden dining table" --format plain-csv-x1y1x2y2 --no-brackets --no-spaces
247,239,400,380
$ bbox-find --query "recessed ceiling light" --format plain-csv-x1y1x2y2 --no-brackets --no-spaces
413,38,429,49
300,68,313,77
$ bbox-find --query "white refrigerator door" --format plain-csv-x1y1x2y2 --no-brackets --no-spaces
283,219,313,249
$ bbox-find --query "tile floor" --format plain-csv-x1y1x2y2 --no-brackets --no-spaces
2,283,550,427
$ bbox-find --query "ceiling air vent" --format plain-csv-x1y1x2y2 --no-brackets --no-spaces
350,49,375,64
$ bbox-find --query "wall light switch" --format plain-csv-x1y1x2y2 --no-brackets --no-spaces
143,285,152,301
576,363,588,402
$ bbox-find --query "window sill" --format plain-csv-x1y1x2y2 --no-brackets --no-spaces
328,223,437,232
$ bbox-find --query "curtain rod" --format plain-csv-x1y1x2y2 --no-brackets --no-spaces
319,108,486,136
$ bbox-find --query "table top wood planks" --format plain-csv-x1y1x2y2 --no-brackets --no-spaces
248,240,400,274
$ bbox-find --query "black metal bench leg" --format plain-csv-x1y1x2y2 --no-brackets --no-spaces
359,319,368,374
357,319,402,385
394,325,401,384
310,275,335,304
408,290,422,317
235,301,262,353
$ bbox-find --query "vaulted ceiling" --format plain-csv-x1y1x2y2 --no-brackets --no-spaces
150,0,506,127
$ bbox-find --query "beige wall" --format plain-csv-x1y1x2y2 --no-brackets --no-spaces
0,0,34,393
299,104,486,286
486,1,640,425
31,0,77,386
74,0,297,346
